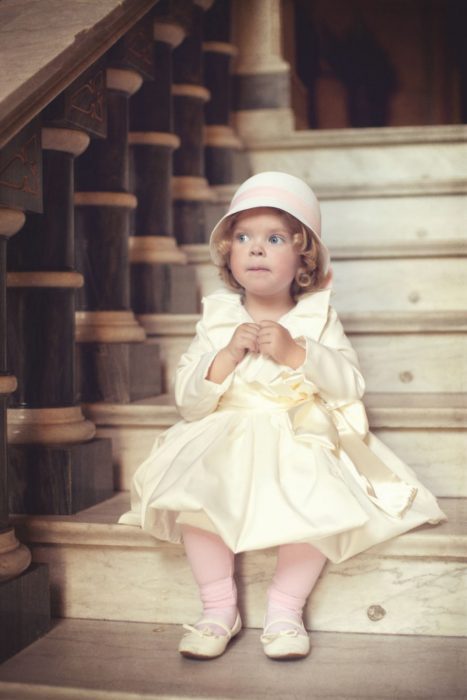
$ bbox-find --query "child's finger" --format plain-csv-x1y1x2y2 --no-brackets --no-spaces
257,329,274,344
258,321,276,330
238,330,260,346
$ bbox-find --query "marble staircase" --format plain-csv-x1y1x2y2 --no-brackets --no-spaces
2,125,466,697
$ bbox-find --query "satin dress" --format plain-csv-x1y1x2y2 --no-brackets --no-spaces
119,289,446,563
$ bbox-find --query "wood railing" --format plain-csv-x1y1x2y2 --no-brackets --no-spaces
0,0,241,662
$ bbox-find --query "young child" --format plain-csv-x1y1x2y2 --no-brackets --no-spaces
119,171,446,660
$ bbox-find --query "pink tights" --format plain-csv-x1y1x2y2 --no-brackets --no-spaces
182,525,327,635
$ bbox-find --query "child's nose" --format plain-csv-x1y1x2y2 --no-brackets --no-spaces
250,240,265,255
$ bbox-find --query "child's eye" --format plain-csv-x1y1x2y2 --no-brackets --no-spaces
235,232,249,242
269,234,285,244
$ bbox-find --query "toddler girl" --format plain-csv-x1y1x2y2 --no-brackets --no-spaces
119,171,446,660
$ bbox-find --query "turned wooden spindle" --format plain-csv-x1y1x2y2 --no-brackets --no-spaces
203,0,243,186
74,51,162,404
0,209,30,578
129,7,198,320
6,109,114,515
0,122,50,663
172,0,215,246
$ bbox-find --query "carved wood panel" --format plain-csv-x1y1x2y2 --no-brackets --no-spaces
44,63,107,138
0,122,42,212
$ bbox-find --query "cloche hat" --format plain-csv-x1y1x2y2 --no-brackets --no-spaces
209,171,331,283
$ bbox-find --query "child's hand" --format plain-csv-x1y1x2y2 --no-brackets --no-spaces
257,321,305,369
225,323,260,364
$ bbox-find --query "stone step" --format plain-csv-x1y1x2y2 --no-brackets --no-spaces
0,619,465,700
205,192,467,254
13,495,467,637
176,247,467,313
137,311,467,395
244,124,467,193
84,392,467,496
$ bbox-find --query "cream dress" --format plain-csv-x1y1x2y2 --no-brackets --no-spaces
119,288,446,563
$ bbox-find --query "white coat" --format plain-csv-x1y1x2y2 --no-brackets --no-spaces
119,288,446,563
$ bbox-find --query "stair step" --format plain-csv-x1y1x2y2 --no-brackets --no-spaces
137,311,467,395
210,178,467,201
140,309,467,334
205,189,467,256
177,248,467,313
13,495,467,637
244,124,467,194
0,619,466,700
84,392,467,496
321,194,467,250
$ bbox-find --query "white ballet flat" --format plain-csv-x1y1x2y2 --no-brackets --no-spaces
260,619,310,660
178,612,242,659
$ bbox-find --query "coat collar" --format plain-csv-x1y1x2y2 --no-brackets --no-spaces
202,288,332,342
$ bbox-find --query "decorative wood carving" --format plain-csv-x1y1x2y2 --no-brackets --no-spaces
69,71,105,124
44,63,107,138
0,122,42,212
109,17,154,79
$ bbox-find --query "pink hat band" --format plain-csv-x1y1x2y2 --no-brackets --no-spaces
228,185,321,240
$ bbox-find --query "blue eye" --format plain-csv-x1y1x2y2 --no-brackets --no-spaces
269,234,284,244
235,232,249,243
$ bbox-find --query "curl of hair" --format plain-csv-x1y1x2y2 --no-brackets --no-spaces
214,209,326,298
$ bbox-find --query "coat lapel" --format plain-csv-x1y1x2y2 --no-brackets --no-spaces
202,288,332,347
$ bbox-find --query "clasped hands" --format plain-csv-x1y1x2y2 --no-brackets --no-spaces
225,321,305,370
207,322,305,384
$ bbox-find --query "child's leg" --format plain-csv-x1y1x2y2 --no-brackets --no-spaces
181,525,237,635
266,542,327,634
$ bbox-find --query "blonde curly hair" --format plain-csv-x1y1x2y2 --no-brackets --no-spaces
214,208,326,298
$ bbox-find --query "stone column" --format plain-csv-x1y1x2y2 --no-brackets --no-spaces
74,53,161,404
7,111,113,515
129,6,198,319
172,0,215,245
232,0,295,140
0,122,50,663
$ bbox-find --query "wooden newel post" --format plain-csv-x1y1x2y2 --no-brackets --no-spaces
74,48,161,404
172,0,215,245
128,5,198,321
0,122,50,663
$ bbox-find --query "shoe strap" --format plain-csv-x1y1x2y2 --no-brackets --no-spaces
183,618,234,638
262,618,306,637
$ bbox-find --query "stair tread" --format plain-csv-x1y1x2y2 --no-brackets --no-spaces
182,240,467,260
142,309,467,334
83,392,467,430
126,391,467,410
0,618,465,700
13,495,467,559
251,123,467,147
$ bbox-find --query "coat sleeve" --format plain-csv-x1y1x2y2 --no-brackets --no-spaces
174,319,234,421
298,307,365,404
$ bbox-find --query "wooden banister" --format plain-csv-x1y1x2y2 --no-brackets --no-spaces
0,0,158,149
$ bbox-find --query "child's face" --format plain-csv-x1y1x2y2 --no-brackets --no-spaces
229,207,300,300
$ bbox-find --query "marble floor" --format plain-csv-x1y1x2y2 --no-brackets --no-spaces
0,618,466,699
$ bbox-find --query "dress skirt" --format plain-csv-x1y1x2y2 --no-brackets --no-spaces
119,289,446,563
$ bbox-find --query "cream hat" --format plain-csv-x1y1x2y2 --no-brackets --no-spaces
209,171,331,283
